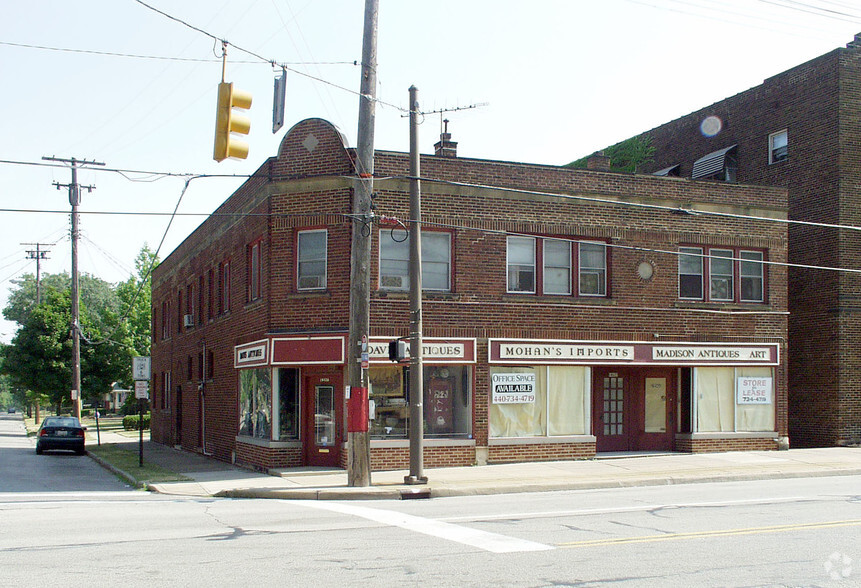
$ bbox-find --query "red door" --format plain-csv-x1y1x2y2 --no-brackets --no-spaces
593,368,631,452
636,368,675,451
303,373,343,467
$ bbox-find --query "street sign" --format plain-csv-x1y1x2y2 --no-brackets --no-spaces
134,381,149,400
132,356,151,381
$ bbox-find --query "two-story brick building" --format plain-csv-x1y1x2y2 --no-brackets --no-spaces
594,34,861,447
150,117,788,472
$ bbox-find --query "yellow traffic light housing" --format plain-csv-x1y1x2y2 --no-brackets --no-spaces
213,82,252,162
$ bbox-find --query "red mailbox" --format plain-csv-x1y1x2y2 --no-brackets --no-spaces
348,386,369,433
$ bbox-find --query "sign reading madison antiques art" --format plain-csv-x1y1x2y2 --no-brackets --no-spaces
490,340,779,365
491,372,536,404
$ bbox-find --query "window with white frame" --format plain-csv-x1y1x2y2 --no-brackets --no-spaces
297,230,327,290
508,236,536,293
379,229,451,291
679,246,766,303
579,242,607,296
510,236,608,297
543,239,571,295
769,130,788,164
740,251,765,302
709,249,734,301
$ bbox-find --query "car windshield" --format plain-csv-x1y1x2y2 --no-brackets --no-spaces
43,417,79,428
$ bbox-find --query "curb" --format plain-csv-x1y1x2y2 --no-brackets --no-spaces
210,466,861,501
87,451,149,490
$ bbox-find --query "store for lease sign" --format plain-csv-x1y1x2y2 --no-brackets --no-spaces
491,372,536,404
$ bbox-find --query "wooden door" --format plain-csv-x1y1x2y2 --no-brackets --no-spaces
593,368,631,452
303,373,342,467
636,368,675,451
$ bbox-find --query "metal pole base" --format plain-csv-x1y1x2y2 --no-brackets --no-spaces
403,475,428,485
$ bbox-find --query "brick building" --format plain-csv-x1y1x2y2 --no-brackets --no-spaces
598,35,861,447
150,118,788,472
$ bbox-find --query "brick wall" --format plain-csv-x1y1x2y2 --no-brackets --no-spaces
152,117,789,470
605,42,861,446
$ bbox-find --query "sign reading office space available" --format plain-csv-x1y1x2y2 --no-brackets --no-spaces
491,372,536,404
737,377,773,404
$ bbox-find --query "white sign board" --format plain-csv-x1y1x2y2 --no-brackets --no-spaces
134,380,150,400
132,356,151,381
491,372,536,404
737,377,773,404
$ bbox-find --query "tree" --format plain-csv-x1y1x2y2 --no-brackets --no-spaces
1,244,156,413
5,289,75,413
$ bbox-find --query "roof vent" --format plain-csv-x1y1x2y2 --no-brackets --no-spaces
434,119,458,158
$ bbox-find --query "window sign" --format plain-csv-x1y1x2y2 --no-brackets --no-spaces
737,376,773,404
491,372,536,404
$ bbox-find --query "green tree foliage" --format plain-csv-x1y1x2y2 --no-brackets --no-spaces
567,135,656,174
1,245,157,412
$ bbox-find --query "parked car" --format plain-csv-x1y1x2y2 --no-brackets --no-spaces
36,416,86,455
6,407,15,413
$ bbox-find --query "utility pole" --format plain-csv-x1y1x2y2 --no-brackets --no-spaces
42,156,105,420
347,0,379,487
406,85,427,484
22,241,53,424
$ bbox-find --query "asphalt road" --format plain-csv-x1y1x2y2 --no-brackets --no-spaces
1,413,859,587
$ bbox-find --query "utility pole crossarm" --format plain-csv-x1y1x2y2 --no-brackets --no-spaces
41,156,105,421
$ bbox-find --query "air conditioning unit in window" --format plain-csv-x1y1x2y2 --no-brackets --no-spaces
183,314,194,328
381,275,405,289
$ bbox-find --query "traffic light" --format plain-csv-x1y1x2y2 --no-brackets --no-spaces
388,339,408,363
213,82,252,162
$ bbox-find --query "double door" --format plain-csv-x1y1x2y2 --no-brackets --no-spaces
593,367,675,452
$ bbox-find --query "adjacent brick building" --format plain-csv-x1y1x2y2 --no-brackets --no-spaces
601,34,861,447
151,117,788,472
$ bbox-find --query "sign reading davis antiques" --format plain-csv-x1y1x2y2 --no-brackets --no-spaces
491,372,536,404
368,338,476,363
234,340,269,368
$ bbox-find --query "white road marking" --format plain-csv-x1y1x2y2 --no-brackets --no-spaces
295,500,554,553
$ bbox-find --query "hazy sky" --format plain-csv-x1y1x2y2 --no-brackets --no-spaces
2,0,860,344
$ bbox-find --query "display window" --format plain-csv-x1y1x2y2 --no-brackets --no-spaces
368,365,472,439
238,367,271,439
695,366,775,432
489,366,589,438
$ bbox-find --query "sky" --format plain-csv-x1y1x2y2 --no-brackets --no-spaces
2,0,860,344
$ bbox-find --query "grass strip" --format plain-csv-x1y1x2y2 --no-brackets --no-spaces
88,444,192,485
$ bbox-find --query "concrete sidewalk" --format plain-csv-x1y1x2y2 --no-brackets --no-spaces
87,430,861,500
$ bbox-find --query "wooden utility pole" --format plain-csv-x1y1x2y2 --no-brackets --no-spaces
347,0,379,487
22,241,53,424
42,156,105,420
405,85,427,484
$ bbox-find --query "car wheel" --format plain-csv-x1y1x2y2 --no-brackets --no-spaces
75,447,86,456
36,444,43,455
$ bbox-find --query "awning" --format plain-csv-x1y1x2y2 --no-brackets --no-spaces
653,164,681,177
692,145,737,179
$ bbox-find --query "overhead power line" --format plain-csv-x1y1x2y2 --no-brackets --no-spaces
0,40,357,66
132,0,408,113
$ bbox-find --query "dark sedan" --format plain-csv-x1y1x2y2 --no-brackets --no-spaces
36,416,87,455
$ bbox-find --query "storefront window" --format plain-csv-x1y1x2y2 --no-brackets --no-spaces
695,366,775,432
277,368,299,440
369,365,472,439
489,366,589,438
238,368,271,439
